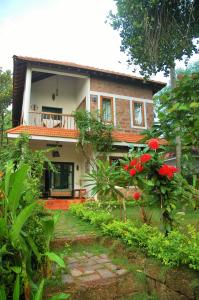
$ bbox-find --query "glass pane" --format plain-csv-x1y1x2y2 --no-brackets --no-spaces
102,98,112,121
134,103,143,126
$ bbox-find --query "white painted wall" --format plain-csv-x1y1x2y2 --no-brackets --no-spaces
30,74,88,114
76,77,89,107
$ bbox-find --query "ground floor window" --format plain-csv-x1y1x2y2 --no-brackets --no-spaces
42,162,74,198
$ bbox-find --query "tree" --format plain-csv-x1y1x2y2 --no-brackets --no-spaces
0,70,12,146
109,0,199,171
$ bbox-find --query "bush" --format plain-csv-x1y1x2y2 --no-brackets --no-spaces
70,204,199,270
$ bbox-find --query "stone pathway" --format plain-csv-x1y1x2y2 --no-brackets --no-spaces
46,251,141,299
66,251,128,284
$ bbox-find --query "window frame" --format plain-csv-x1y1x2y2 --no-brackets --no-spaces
132,101,145,128
100,96,114,123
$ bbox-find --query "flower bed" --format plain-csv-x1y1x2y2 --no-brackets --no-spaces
70,204,199,270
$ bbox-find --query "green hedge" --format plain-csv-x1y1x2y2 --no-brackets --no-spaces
70,204,199,270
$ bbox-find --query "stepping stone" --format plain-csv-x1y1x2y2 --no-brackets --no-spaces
80,273,101,282
104,262,118,271
115,268,128,275
97,268,115,279
61,274,74,284
70,268,83,277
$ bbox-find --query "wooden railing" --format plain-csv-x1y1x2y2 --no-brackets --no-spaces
29,111,76,130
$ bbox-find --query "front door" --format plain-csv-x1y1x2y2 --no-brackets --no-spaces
50,162,74,198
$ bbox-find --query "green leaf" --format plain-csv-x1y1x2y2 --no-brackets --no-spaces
27,236,41,262
11,267,21,274
13,274,20,300
4,161,13,197
10,202,37,244
33,279,44,300
0,286,6,300
45,252,65,268
0,218,8,237
8,164,29,215
48,293,70,300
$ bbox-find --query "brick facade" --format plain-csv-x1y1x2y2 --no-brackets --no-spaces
90,78,154,134
90,78,153,99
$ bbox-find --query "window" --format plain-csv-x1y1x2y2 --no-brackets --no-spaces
100,96,113,122
132,101,145,127
109,156,123,166
42,106,62,120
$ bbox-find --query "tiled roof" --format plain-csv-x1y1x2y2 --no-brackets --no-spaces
7,125,80,139
7,126,146,143
112,131,144,143
14,55,166,86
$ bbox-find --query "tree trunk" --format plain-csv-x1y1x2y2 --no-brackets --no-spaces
170,66,181,172
121,197,127,222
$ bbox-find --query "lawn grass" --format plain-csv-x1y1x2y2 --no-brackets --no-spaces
111,206,199,230
54,210,101,239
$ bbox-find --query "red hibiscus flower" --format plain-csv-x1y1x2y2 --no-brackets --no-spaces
135,162,144,172
123,164,129,171
133,192,141,200
158,164,178,179
129,168,136,176
130,159,138,167
140,153,152,163
148,139,159,150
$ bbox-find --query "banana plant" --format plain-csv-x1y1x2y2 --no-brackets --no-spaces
0,161,65,299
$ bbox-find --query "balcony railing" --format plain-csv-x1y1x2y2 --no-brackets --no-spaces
29,111,76,130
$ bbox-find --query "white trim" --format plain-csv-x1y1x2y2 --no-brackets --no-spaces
113,142,146,147
90,91,153,103
130,100,133,128
7,133,78,143
113,97,116,126
97,94,100,110
131,99,147,129
32,67,89,79
86,77,91,112
22,66,32,125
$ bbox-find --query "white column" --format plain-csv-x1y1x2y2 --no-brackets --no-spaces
22,66,32,125
86,78,91,112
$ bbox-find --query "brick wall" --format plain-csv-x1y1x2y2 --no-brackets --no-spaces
90,78,154,134
90,78,153,99
146,103,154,128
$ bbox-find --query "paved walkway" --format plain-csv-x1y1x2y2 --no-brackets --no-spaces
65,251,128,284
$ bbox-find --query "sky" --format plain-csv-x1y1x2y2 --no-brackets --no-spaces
0,0,198,83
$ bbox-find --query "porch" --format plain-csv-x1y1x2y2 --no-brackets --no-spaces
43,198,86,210
29,111,76,130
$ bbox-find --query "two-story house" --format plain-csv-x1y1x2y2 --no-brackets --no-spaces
7,55,165,199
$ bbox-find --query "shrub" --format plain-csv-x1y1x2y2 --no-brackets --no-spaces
70,204,199,270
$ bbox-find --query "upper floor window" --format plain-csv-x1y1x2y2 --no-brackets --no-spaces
132,101,145,127
100,96,113,122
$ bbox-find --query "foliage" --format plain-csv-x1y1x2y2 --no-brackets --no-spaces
121,142,197,233
70,204,199,270
0,134,54,199
0,161,64,299
70,203,113,227
73,110,114,157
109,0,199,77
86,140,197,232
0,70,12,145
154,72,199,147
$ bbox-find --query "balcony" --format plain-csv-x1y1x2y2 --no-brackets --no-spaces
29,111,76,130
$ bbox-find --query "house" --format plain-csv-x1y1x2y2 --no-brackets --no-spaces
7,55,165,199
